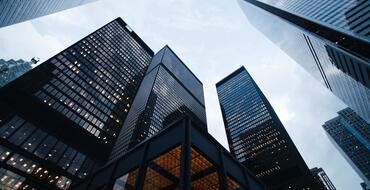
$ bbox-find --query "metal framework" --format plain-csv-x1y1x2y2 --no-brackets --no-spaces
71,117,266,190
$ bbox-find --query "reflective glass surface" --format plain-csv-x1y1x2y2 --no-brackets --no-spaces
113,168,139,190
323,108,370,185
239,1,370,123
0,115,97,189
217,67,314,189
110,48,206,161
0,59,32,87
0,0,98,27
33,20,152,144
255,0,370,43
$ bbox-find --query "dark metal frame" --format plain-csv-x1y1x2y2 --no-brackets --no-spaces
71,117,267,190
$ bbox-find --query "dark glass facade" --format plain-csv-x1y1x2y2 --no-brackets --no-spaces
70,117,266,190
0,59,32,87
109,46,207,162
238,0,370,124
0,0,98,28
310,167,336,190
323,108,370,188
0,18,153,189
216,67,316,189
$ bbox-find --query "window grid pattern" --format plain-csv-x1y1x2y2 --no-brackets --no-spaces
308,36,370,123
143,146,181,190
110,66,206,161
0,115,97,189
217,68,311,188
0,59,32,87
0,168,36,190
257,0,370,42
0,0,97,27
323,108,370,183
190,148,220,190
33,20,152,144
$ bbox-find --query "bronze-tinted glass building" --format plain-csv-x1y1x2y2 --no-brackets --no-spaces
0,18,153,189
216,67,316,189
71,117,266,190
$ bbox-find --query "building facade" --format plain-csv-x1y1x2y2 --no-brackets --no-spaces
310,167,336,190
109,45,207,162
70,117,266,190
0,0,98,28
238,0,370,124
216,67,316,189
323,108,370,188
0,18,153,189
361,182,370,190
0,59,32,87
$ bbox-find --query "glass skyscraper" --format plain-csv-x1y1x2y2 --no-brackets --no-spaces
0,59,32,87
109,45,207,162
323,108,370,188
0,0,98,28
71,117,266,190
238,0,370,124
310,167,336,190
216,67,316,189
0,18,153,189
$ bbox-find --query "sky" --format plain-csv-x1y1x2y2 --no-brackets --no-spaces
0,0,363,189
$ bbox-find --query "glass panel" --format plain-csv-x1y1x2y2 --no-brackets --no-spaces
8,123,35,145
227,176,244,190
0,168,35,190
0,116,24,139
143,146,181,190
190,147,219,190
6,154,38,174
0,145,11,161
113,168,139,190
34,136,58,159
21,129,47,152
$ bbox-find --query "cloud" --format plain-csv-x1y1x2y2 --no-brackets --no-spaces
0,0,363,189
0,22,64,62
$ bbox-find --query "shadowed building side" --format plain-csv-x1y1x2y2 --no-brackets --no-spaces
109,46,207,162
0,18,153,189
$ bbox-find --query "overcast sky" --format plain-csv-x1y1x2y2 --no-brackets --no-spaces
0,0,363,189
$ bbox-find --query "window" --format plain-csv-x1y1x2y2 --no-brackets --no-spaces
190,147,220,190
113,168,139,190
143,146,181,189
227,175,244,190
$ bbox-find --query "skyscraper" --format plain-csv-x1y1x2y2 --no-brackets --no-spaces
109,45,207,161
70,117,266,190
323,108,370,188
238,0,370,124
0,0,98,28
0,59,32,87
216,67,316,189
0,18,153,189
310,167,336,190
